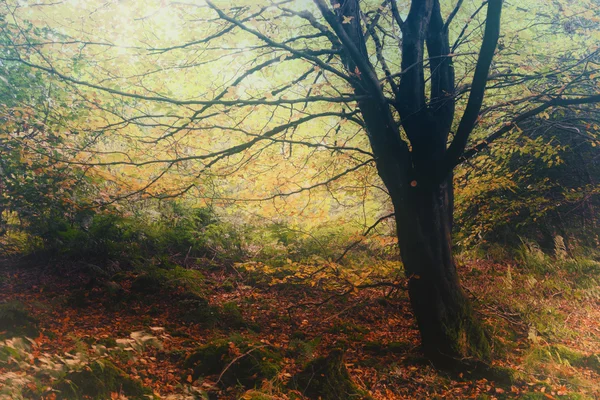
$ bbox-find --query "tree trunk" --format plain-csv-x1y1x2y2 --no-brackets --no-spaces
391,177,490,365
316,0,502,366
353,93,491,366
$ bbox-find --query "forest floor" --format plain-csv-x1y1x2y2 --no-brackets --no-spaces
1,256,600,399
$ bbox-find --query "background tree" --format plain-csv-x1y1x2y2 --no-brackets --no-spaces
1,0,599,365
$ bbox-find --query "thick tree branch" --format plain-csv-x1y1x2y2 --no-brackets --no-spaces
426,0,455,135
389,0,405,29
396,0,433,140
312,0,384,99
443,0,503,176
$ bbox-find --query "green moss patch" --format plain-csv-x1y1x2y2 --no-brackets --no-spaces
130,273,163,294
289,348,369,400
527,345,600,373
363,340,410,355
0,301,38,339
180,296,247,330
130,266,205,296
183,336,283,389
53,360,154,399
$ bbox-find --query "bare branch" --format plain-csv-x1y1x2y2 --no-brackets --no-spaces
336,212,395,262
458,93,600,166
206,1,352,83
443,0,503,176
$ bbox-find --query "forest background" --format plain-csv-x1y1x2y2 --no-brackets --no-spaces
1,0,600,399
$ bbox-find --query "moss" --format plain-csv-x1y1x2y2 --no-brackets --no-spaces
289,349,369,400
179,294,220,325
103,281,124,297
95,337,118,348
130,273,163,294
241,391,279,400
519,392,591,400
131,266,205,296
441,302,492,364
290,330,307,340
181,297,246,329
585,353,600,372
286,337,321,361
328,321,368,335
0,301,38,338
463,314,492,361
478,365,517,385
53,360,154,399
221,280,235,292
184,336,283,389
220,302,246,329
110,272,130,282
363,341,410,355
527,345,600,373
166,349,187,363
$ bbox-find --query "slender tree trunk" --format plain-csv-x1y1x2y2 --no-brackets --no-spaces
391,177,490,365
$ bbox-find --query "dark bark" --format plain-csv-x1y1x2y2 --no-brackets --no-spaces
393,179,490,364
314,0,503,365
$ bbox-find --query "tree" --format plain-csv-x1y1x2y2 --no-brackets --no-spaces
2,0,600,365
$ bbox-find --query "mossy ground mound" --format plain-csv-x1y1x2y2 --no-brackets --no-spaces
130,273,164,294
528,345,600,373
53,359,154,400
183,336,282,389
130,266,205,296
180,294,247,329
0,301,38,338
363,340,411,355
289,348,369,400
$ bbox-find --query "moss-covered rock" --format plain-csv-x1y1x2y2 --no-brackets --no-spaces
0,301,38,338
53,360,154,399
183,336,282,389
220,302,246,329
180,296,247,330
289,349,369,400
179,294,220,325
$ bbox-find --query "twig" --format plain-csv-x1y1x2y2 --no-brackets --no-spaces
213,345,268,387
335,213,395,263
